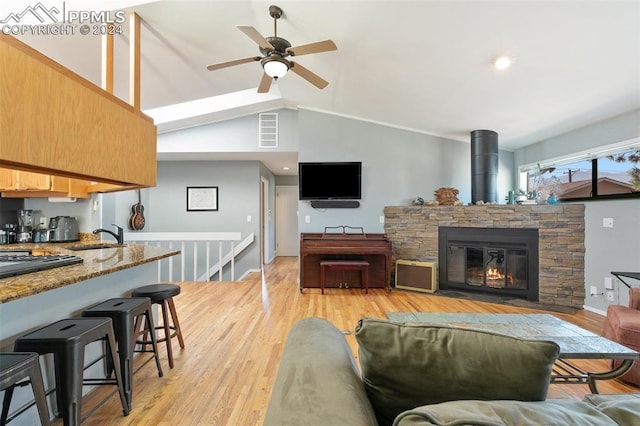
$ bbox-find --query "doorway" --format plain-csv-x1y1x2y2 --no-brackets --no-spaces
275,185,299,256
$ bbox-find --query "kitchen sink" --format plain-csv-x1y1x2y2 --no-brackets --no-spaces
67,243,126,251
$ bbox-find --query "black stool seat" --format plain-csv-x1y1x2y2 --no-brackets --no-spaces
131,284,180,303
14,318,129,426
1,352,50,425
82,297,164,409
131,284,184,369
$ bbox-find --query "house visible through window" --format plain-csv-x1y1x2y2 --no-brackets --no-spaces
526,147,640,201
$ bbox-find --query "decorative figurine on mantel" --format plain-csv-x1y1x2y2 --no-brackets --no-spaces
411,197,425,206
434,187,459,206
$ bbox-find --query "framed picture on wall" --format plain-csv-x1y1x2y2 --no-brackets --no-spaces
187,186,218,211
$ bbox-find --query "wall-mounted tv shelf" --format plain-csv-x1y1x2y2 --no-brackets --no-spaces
310,200,360,208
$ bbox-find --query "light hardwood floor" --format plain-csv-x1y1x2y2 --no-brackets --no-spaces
76,256,637,425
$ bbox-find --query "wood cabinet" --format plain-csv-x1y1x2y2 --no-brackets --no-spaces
0,169,51,191
0,168,90,198
0,34,157,190
0,169,16,190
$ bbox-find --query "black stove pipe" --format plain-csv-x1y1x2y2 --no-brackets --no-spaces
471,130,498,204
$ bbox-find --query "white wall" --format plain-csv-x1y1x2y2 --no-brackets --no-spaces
514,109,640,313
144,160,267,280
297,109,515,233
25,197,97,233
583,199,640,312
515,109,640,167
157,108,299,155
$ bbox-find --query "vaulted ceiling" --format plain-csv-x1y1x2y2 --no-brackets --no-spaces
8,0,640,173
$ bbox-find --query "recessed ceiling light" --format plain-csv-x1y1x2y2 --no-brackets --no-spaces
283,166,290,171
493,55,514,70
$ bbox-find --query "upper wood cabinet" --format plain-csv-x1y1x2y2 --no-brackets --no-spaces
0,169,17,190
0,34,157,190
0,168,90,198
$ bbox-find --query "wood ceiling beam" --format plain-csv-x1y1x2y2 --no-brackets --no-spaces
130,11,141,112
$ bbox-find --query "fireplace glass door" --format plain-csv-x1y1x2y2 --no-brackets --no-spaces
439,227,539,301
445,245,529,291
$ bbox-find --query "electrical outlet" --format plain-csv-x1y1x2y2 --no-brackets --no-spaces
589,286,597,296
305,215,311,224
379,216,385,224
607,291,614,302
603,217,613,228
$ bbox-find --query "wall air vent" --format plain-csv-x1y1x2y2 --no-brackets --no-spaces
259,113,278,148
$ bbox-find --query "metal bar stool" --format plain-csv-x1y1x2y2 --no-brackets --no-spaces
1,352,50,426
131,284,185,369
82,297,164,409
13,318,129,426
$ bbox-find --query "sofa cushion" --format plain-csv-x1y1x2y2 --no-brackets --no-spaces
582,393,640,425
392,399,618,426
355,318,560,426
263,317,378,426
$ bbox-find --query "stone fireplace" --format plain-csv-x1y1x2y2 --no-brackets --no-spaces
383,204,585,309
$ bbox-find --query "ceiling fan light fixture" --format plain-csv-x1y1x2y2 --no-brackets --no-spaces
262,55,289,78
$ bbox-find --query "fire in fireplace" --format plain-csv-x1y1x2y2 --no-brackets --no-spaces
438,227,539,301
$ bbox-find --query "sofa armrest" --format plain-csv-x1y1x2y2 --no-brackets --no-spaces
264,317,377,426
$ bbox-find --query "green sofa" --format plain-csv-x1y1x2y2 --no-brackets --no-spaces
264,317,640,426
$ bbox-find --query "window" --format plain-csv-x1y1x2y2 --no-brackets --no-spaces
597,150,640,195
526,147,640,201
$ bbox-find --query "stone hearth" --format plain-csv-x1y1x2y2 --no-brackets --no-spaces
383,204,585,309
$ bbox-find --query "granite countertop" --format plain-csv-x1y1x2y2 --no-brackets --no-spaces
0,242,180,304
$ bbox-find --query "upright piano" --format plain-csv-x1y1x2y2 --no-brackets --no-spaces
300,227,392,291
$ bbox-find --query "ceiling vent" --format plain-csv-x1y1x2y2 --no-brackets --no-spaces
259,113,278,148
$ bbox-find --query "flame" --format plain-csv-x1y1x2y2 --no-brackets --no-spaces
486,268,504,280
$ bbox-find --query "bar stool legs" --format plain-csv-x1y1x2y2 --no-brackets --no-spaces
131,284,185,369
161,296,185,368
82,297,164,409
0,352,50,426
13,318,129,426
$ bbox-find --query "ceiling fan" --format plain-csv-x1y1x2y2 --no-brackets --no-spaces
206,5,337,93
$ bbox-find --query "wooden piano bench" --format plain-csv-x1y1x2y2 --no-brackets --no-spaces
319,260,370,295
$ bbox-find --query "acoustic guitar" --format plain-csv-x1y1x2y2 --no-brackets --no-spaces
128,189,146,231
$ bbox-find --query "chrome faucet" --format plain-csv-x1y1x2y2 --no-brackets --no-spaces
93,224,124,245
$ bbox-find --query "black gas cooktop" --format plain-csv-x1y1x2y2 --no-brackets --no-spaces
0,254,84,279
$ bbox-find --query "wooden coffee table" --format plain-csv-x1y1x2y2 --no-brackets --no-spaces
386,312,640,393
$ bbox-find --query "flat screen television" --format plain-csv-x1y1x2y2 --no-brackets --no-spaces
298,162,362,200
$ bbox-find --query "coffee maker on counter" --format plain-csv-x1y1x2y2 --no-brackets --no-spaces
49,216,80,242
16,209,33,243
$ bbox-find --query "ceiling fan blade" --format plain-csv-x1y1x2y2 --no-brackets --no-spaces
286,40,337,57
257,73,272,93
206,56,260,71
289,62,329,89
237,25,274,51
